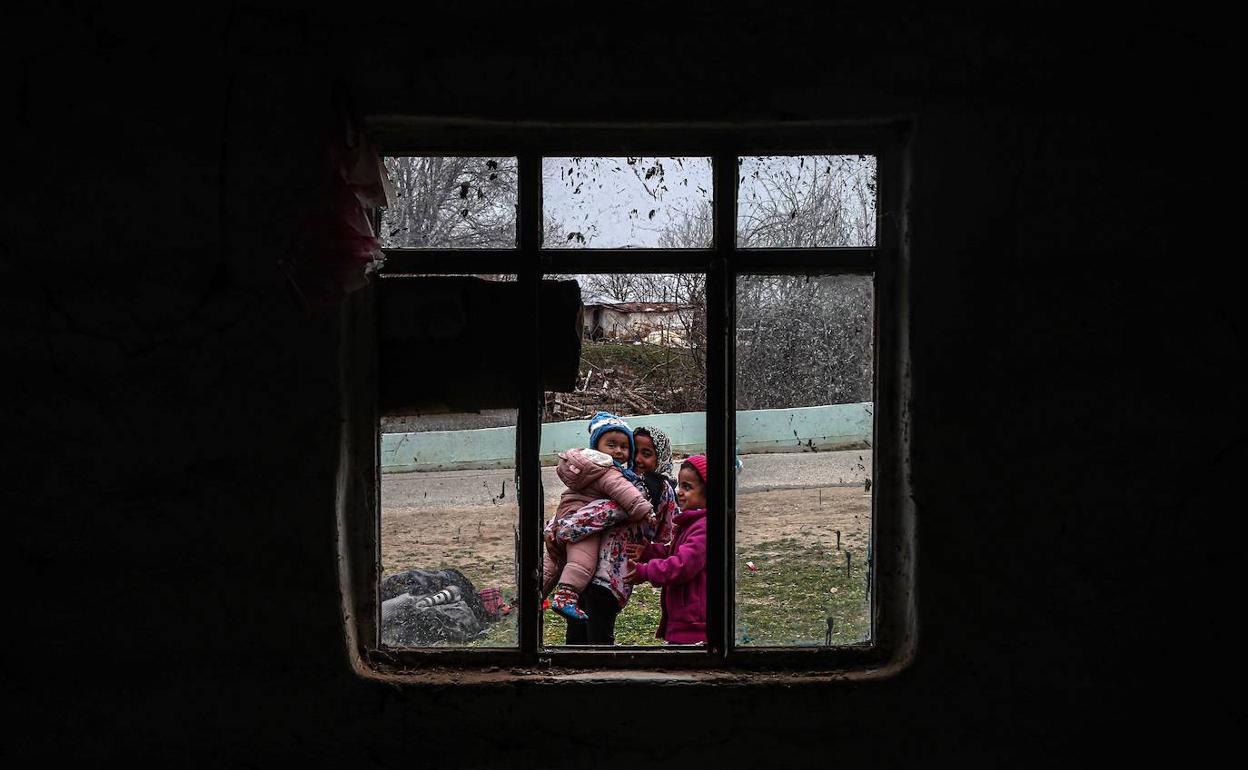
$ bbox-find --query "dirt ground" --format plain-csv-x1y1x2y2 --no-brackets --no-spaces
380,486,872,583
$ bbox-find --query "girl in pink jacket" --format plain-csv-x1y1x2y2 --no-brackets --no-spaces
626,454,709,645
543,412,655,622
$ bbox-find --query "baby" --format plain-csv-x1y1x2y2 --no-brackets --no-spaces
542,411,654,621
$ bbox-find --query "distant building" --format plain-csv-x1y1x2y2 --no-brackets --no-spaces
582,298,696,346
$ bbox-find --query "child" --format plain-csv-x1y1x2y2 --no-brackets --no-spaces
633,424,676,507
626,454,709,645
543,412,655,622
621,424,678,559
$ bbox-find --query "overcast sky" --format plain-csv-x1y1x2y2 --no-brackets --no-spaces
542,157,713,248
541,155,875,250
379,154,874,252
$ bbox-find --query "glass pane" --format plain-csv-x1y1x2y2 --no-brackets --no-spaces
380,403,520,647
381,273,516,281
543,157,713,248
540,273,707,646
734,274,874,647
380,157,517,248
737,155,876,248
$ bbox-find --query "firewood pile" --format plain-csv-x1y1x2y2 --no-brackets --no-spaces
544,363,668,420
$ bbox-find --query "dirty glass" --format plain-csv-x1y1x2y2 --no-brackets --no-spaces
379,157,517,248
542,157,713,248
540,272,707,646
737,155,876,248
380,273,517,281
734,273,874,647
379,405,520,648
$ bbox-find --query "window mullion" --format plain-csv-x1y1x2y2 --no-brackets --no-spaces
517,154,542,657
704,152,737,660
542,250,712,275
732,248,877,273
377,249,523,276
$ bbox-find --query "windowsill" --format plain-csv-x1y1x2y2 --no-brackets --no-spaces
352,666,906,686
348,650,915,686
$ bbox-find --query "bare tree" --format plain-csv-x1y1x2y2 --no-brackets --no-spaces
380,157,517,248
579,273,644,303
547,155,877,416
737,155,876,248
657,200,714,249
542,214,566,247
735,275,873,410
649,158,875,410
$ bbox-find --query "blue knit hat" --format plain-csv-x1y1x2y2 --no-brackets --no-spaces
587,410,634,467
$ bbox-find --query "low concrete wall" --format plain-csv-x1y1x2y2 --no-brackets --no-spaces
381,402,872,473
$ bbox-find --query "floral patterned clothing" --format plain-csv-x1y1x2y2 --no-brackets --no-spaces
546,477,677,607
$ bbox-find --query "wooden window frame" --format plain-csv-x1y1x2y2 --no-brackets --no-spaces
340,119,915,682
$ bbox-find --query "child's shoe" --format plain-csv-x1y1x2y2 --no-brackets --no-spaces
547,584,588,621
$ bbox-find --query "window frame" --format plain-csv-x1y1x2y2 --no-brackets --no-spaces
344,119,914,680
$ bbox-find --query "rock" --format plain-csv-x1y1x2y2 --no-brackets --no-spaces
381,568,489,622
379,568,491,646
380,594,485,646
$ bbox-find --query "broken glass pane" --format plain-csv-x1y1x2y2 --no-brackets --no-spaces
543,157,713,249
737,156,876,248
380,157,517,248
734,273,874,647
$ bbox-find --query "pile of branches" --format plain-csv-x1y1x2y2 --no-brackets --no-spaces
544,363,663,420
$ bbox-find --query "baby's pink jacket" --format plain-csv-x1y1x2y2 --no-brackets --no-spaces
542,448,655,595
553,448,652,522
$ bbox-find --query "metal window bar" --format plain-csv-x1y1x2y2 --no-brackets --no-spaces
363,123,909,674
517,154,542,657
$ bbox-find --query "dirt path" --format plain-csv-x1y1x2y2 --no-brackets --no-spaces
381,486,871,580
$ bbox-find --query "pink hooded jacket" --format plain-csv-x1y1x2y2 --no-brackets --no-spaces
635,507,708,644
553,448,653,523
542,448,656,596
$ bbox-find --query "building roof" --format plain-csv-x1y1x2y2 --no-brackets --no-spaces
585,301,692,313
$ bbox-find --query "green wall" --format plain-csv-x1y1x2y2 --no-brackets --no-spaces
381,402,872,473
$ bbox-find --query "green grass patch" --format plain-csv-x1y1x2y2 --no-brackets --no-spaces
581,341,691,375
472,607,518,647
531,539,871,648
392,539,869,648
538,583,666,646
460,564,517,648
736,538,870,646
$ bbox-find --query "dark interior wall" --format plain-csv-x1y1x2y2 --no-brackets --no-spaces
8,2,1237,764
